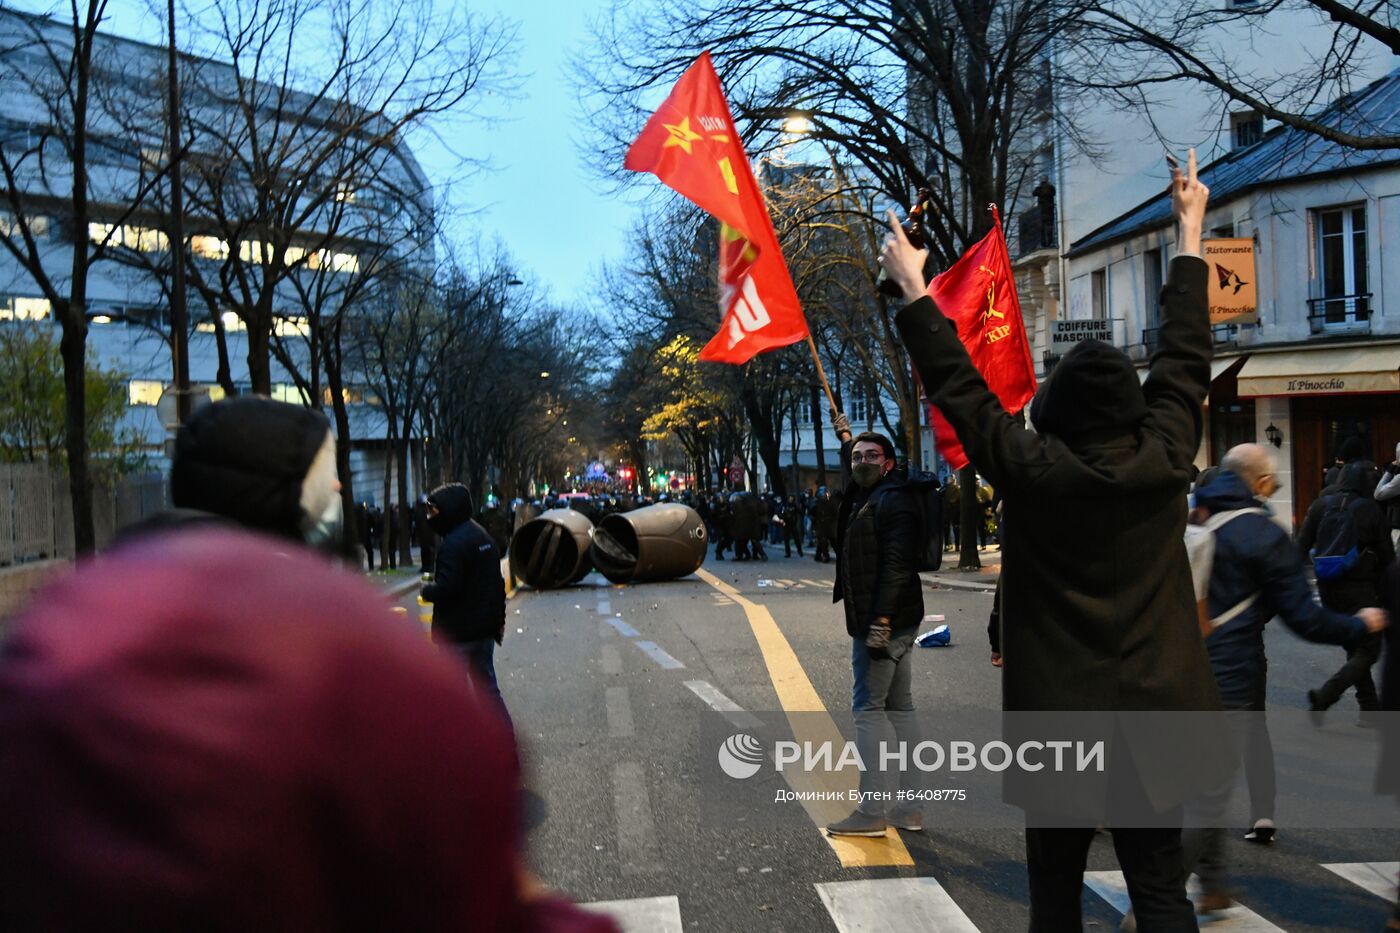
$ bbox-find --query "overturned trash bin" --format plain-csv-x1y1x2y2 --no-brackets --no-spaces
509,508,594,589
590,503,707,584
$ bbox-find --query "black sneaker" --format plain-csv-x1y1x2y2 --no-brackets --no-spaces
1307,689,1326,727
1244,818,1276,845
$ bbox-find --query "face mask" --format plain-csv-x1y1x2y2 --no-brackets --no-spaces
303,495,344,552
852,462,885,488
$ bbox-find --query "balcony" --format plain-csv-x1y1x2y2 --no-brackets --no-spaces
1308,294,1371,335
1015,206,1057,259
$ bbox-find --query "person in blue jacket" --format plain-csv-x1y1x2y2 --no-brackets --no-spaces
1183,443,1385,909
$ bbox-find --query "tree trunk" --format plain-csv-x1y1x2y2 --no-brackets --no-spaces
324,345,358,555
395,433,412,567
958,464,981,571
246,320,272,396
59,306,95,554
740,386,787,498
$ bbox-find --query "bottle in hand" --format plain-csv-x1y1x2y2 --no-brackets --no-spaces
876,187,932,298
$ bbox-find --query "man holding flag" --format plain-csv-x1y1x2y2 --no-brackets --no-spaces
885,154,1222,930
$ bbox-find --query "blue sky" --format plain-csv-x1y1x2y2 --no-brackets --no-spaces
29,0,640,309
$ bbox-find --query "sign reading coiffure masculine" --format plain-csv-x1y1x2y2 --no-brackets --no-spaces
1203,238,1257,325
1050,319,1113,353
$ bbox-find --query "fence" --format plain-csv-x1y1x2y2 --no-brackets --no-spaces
0,464,169,566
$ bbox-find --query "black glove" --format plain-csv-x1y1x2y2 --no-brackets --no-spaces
865,620,892,661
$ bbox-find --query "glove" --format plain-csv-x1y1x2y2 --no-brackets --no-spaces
865,620,892,660
831,409,852,437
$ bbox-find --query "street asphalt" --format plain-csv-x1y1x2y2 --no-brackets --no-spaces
397,550,1399,932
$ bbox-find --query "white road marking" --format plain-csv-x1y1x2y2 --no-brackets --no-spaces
815,877,980,931
607,618,641,638
580,895,683,933
1085,870,1285,931
1322,862,1400,902
801,578,829,588
598,597,612,615
600,643,622,675
684,679,762,729
605,686,635,738
612,762,663,876
635,640,684,669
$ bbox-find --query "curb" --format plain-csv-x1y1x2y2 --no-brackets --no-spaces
920,572,998,593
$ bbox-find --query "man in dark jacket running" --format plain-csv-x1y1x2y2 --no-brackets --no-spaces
1299,459,1397,721
885,151,1219,929
825,431,926,837
1176,445,1381,914
422,483,509,724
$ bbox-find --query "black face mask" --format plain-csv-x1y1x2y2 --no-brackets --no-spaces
427,511,454,537
852,463,885,488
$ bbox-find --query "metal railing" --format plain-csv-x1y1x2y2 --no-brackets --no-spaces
0,464,168,566
1307,294,1371,334
1139,322,1253,356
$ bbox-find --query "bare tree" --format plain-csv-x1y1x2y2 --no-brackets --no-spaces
0,4,179,552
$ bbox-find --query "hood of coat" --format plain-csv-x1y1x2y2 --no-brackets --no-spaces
1339,460,1380,497
1029,339,1147,443
1192,470,1262,513
171,397,332,542
427,483,475,535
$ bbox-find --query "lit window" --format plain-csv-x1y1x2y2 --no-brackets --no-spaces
91,314,114,324
89,223,168,252
128,380,163,407
274,316,310,337
0,213,48,238
334,184,357,203
331,252,359,274
0,296,52,321
220,310,246,332
238,240,269,264
269,383,309,405
195,321,216,333
283,245,306,266
191,235,229,260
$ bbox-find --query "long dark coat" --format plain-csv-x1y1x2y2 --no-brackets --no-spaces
897,256,1222,813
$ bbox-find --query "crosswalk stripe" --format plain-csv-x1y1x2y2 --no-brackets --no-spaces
815,878,980,931
1322,862,1399,902
1085,870,1285,931
580,895,683,933
801,578,828,588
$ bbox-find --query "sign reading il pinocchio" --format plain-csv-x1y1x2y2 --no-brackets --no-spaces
1202,238,1257,325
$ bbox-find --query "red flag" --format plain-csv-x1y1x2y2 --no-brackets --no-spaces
624,52,808,364
920,208,1037,470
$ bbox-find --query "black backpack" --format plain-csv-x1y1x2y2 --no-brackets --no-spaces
905,469,944,572
1311,493,1362,582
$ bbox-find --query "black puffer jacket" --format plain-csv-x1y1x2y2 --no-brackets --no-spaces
834,467,924,638
421,485,505,645
1297,461,1396,612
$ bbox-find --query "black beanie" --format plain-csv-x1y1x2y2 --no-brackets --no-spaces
171,397,332,540
1337,435,1367,463
426,483,475,535
1031,339,1148,442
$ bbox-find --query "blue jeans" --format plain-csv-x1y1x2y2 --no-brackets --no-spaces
454,639,512,730
851,631,921,812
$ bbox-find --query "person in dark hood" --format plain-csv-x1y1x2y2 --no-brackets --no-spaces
156,396,344,555
422,482,509,724
886,151,1219,928
1299,459,1397,722
0,527,616,933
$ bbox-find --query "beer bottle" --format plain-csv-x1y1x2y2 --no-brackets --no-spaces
876,187,932,298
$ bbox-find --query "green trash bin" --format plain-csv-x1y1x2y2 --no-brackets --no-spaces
590,503,707,584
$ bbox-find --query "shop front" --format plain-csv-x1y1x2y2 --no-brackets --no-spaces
1235,344,1400,528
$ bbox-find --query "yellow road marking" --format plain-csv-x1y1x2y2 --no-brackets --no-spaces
695,568,913,868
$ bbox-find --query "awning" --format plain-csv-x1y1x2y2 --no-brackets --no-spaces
1236,346,1400,397
1137,355,1247,386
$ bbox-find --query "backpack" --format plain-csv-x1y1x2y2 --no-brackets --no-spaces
905,469,944,572
1184,507,1269,635
1311,493,1363,582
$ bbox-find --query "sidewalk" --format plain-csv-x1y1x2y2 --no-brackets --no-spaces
920,545,1001,593
367,568,422,600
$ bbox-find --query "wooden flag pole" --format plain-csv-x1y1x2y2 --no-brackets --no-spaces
805,331,838,414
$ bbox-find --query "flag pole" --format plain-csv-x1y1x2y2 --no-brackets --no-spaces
804,332,838,413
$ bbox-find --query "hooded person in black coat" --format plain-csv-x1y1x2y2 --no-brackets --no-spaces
884,152,1220,930
421,483,509,725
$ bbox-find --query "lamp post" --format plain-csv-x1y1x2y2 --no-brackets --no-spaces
166,0,190,423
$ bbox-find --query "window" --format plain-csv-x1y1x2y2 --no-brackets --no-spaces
128,380,163,407
0,213,48,239
269,383,309,405
191,235,229,260
848,384,869,424
0,295,51,321
334,184,357,204
330,251,359,274
238,239,270,264
1211,223,1235,238
323,385,366,406
1143,248,1163,334
1090,269,1107,319
1230,111,1263,150
1313,204,1369,330
274,316,310,338
89,223,168,253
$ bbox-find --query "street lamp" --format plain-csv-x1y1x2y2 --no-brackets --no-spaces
783,114,813,136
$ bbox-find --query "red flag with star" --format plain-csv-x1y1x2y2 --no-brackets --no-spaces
624,51,808,364
919,208,1037,470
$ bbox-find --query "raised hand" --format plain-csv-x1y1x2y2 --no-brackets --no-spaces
1169,148,1209,256
879,207,931,305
